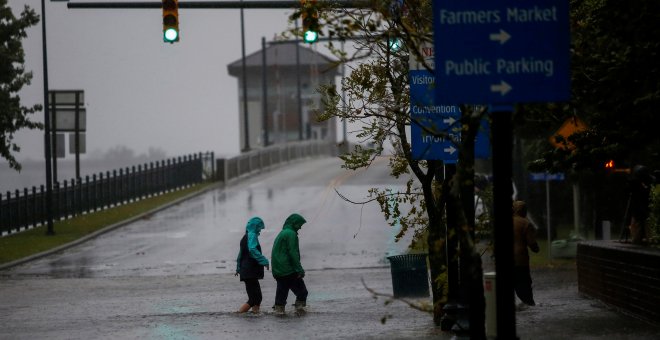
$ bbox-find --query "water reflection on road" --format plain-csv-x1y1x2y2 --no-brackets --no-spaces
8,157,412,278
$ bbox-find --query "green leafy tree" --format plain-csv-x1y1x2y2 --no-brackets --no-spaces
520,0,660,235
291,0,487,335
527,0,660,173
0,1,42,171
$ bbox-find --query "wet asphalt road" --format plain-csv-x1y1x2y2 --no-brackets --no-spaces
0,156,440,339
5,157,411,279
2,156,660,339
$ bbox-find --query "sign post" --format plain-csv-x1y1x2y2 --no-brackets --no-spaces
49,90,86,179
433,0,570,104
433,1,570,338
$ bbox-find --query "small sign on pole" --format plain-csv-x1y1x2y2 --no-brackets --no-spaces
54,133,66,159
50,108,86,132
69,133,86,154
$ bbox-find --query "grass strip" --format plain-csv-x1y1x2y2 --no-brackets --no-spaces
0,183,214,266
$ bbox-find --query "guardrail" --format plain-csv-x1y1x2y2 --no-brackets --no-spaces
216,140,336,184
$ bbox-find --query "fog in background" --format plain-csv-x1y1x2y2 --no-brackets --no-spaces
2,0,357,191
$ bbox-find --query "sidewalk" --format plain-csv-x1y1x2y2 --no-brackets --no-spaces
516,264,660,340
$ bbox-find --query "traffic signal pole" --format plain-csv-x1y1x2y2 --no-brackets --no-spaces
67,0,370,149
68,1,371,9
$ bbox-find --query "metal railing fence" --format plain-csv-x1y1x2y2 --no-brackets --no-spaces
216,140,336,184
1,152,211,235
0,140,337,236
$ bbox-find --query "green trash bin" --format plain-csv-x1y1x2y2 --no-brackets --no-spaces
386,254,430,298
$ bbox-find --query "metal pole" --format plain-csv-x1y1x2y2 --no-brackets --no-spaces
75,91,81,179
68,0,373,9
341,40,347,144
491,109,516,339
41,0,55,235
295,20,303,141
261,36,269,147
546,173,552,258
240,0,250,151
573,183,580,236
51,94,58,184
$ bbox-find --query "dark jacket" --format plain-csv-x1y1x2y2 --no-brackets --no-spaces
236,217,269,281
513,201,540,267
271,213,306,278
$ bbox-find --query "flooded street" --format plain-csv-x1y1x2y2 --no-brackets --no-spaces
4,157,410,278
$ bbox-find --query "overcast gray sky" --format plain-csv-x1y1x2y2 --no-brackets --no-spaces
10,0,340,161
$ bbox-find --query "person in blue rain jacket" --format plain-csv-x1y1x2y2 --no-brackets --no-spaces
235,217,270,313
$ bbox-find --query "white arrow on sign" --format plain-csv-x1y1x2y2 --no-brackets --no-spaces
489,29,511,44
443,117,457,125
490,80,512,96
444,145,457,155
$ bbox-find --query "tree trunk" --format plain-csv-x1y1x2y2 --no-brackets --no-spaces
426,161,448,325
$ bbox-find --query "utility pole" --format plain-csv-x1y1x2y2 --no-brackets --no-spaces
240,0,250,151
41,0,55,235
295,19,303,141
261,36,269,147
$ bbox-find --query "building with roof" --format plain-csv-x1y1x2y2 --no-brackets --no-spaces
227,42,340,151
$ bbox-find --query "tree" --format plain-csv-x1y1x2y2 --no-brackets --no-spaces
0,1,41,171
520,0,660,236
292,0,487,335
527,0,660,174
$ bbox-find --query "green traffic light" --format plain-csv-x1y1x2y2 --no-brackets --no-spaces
164,28,179,43
303,30,318,43
388,37,402,52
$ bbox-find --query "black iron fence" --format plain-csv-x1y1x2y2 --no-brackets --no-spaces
1,140,338,236
0,152,213,235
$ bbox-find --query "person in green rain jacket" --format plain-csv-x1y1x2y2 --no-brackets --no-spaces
235,217,269,313
271,213,308,314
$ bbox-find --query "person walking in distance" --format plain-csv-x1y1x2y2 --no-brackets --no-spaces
628,165,655,244
513,200,540,307
235,217,270,314
271,213,308,315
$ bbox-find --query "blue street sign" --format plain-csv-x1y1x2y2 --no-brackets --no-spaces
432,0,570,104
530,172,565,181
409,45,491,161
410,68,461,161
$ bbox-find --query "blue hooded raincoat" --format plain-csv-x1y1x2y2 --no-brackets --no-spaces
236,217,269,281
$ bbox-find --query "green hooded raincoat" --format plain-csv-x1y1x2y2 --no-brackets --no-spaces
271,213,306,278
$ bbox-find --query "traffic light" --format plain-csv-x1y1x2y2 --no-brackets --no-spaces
388,35,402,52
162,0,179,43
604,159,631,174
604,159,615,169
301,0,319,44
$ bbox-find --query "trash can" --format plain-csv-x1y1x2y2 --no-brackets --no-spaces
386,254,429,298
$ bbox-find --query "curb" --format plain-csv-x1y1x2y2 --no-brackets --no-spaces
0,181,223,271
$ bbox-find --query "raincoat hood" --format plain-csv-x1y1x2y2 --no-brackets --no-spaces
246,217,265,234
282,213,306,232
513,201,527,217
